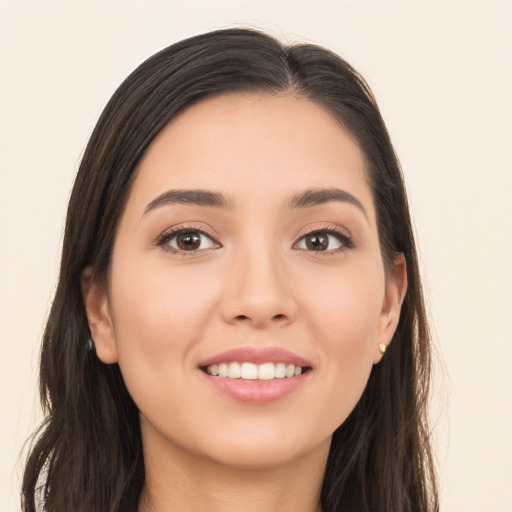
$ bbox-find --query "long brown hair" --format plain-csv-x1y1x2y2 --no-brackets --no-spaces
22,28,438,511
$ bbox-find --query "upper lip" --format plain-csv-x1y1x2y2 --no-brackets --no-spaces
198,347,312,368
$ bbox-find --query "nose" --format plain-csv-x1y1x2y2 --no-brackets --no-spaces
221,246,298,329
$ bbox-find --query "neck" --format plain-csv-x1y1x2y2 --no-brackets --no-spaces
138,428,329,512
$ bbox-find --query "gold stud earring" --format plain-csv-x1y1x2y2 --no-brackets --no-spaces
379,343,387,355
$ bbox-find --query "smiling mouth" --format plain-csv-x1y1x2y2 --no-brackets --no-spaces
201,362,312,380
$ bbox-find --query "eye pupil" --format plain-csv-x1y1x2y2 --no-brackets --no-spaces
177,232,201,250
306,233,328,251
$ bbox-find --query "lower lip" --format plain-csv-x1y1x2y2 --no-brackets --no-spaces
200,371,310,404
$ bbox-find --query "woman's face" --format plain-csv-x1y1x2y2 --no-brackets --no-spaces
85,92,405,470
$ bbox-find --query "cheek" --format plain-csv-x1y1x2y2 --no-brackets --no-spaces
107,257,222,404
302,261,384,348
299,262,384,419
110,256,220,344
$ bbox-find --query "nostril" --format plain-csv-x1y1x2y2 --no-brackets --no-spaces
233,313,286,323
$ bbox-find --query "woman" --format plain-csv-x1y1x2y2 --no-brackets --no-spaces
22,28,438,511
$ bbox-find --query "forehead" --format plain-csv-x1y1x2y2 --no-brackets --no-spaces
130,92,375,218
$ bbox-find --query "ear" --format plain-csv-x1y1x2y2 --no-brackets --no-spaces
373,253,408,364
81,267,118,364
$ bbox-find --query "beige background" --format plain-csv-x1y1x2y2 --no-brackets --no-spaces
1,1,511,510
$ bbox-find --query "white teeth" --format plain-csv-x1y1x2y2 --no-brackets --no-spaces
285,364,295,378
258,362,275,380
240,362,258,380
227,362,241,378
275,362,286,378
218,363,228,378
206,362,306,380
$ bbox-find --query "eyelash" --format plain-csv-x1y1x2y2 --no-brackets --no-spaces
155,225,220,255
294,226,355,254
155,225,354,255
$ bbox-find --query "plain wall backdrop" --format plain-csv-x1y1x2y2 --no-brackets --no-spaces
1,1,511,510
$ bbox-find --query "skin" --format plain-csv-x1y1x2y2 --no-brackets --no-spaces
84,92,407,512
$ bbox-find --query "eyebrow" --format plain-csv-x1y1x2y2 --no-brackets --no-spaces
143,189,233,216
288,188,367,218
143,186,367,218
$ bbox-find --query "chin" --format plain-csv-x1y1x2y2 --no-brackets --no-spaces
188,421,333,471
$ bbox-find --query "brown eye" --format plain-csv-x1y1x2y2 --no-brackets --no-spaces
295,229,352,252
305,233,329,251
176,232,201,250
158,229,218,253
